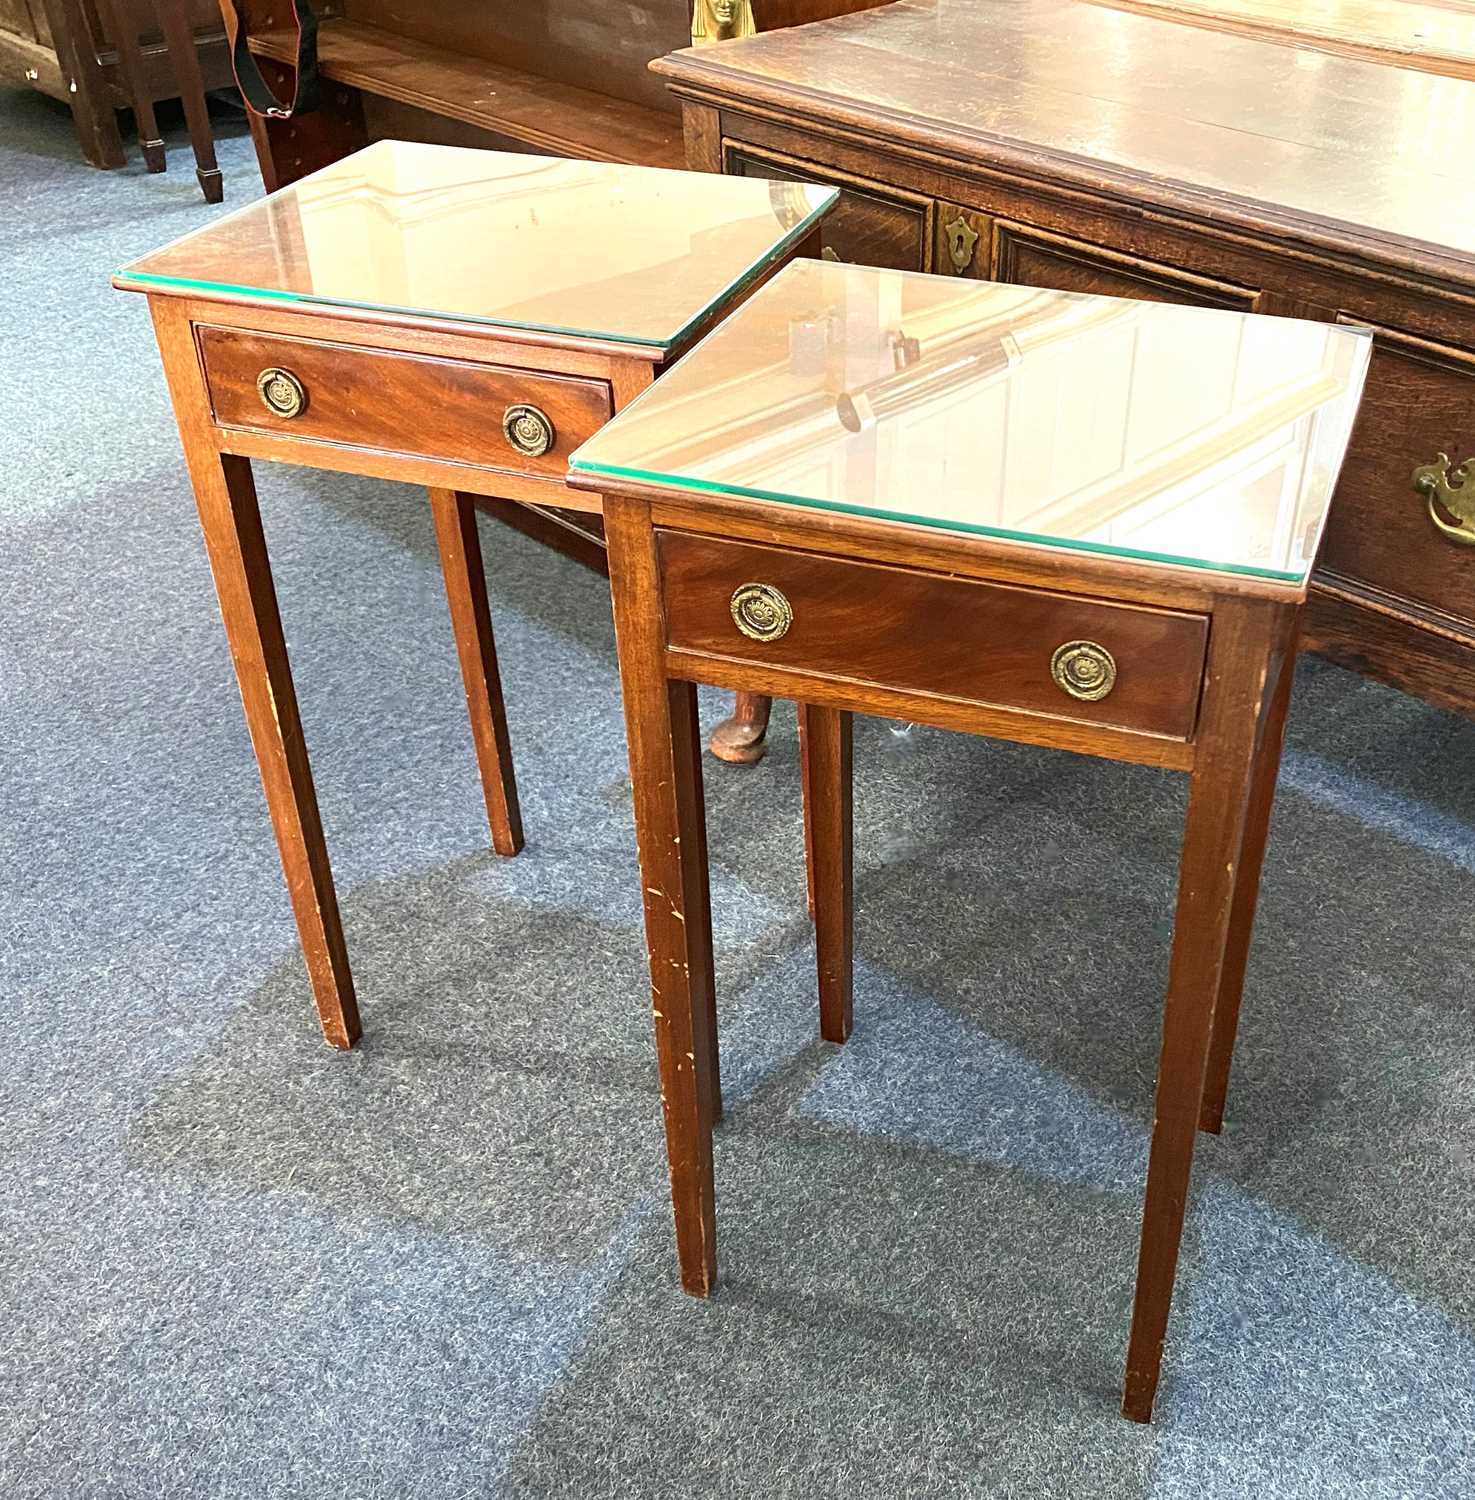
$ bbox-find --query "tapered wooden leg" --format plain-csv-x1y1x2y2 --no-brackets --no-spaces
95,0,165,171
675,678,723,1126
156,0,223,202
797,705,817,919
709,691,772,764
189,453,360,1048
799,704,853,1042
1198,639,1297,1135
430,489,525,857
1122,598,1293,1422
607,498,718,1295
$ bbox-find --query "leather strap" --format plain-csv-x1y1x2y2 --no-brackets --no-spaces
220,0,321,118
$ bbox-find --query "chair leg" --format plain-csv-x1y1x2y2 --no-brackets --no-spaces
41,0,125,168
96,0,166,171
155,0,223,202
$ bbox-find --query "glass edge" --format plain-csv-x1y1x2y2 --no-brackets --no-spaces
565,460,1309,584
117,176,839,350
660,187,842,349
116,139,400,284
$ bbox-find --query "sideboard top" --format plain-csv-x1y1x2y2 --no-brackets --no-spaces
654,0,1475,286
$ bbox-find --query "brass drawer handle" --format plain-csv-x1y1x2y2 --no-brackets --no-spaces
1413,452,1475,546
503,403,555,458
256,367,307,419
1052,640,1116,701
730,582,793,642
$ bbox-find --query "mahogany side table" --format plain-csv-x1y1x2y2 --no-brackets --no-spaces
116,140,835,1050
568,262,1370,1422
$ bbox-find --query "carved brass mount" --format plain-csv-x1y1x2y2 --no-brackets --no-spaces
730,582,793,642
1413,451,1475,546
256,367,307,419
691,0,756,45
503,404,555,458
1051,640,1117,701
943,214,981,274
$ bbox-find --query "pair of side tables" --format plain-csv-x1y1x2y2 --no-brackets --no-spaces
117,141,1371,1424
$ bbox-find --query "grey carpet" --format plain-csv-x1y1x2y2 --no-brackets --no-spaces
2,87,1473,1499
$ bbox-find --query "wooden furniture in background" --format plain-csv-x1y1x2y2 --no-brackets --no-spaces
227,0,891,192
569,261,1369,1422
1082,0,1475,80
115,141,835,1048
93,0,223,196
655,0,1475,751
2,0,231,168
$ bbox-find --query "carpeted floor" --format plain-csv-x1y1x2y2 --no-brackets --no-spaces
2,87,1473,1500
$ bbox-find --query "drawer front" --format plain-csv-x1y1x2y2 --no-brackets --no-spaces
724,143,932,271
198,326,613,478
992,222,1261,311
659,533,1209,740
1317,324,1475,622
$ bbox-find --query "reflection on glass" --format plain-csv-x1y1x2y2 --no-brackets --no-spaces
117,141,836,349
571,260,1372,580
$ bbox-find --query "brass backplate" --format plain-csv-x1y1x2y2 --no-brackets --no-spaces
503,403,555,458
730,582,793,643
256,367,307,420
1413,451,1475,546
1051,640,1117,701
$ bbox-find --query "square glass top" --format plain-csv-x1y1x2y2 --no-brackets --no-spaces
116,141,837,350
570,260,1372,581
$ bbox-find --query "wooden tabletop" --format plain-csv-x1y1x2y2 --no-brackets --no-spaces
1081,0,1475,82
654,0,1475,286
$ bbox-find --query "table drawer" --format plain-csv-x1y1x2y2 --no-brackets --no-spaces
197,326,613,479
658,533,1210,740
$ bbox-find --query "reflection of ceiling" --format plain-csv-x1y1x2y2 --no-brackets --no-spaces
1079,0,1475,80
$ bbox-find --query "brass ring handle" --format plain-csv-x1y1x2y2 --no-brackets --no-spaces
503,403,555,458
256,367,307,419
1051,640,1117,701
730,582,793,642
1413,452,1475,546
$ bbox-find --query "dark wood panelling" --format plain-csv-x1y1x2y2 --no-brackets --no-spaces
1318,323,1475,617
992,221,1262,310
724,141,933,270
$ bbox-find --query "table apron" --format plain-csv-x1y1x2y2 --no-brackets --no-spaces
663,645,1198,771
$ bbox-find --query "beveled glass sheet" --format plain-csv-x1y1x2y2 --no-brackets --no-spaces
570,261,1372,581
117,141,837,349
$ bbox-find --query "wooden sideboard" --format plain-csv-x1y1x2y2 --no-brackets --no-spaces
232,1,892,189
655,0,1475,718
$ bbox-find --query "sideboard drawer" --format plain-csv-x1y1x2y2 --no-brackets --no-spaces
658,532,1210,740
724,143,932,271
1318,325,1475,621
197,326,613,478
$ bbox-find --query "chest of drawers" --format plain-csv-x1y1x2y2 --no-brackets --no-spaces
655,0,1475,716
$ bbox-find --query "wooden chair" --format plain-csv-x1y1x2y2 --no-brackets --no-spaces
95,0,224,199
